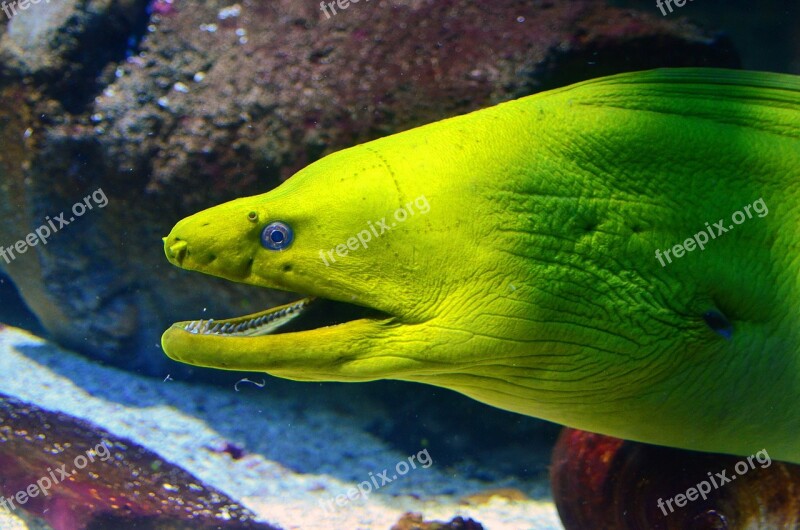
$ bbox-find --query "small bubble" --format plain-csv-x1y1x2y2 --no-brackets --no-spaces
218,4,241,20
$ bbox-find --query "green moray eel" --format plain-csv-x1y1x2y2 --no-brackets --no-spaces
162,68,800,464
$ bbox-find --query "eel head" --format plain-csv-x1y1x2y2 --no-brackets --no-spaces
161,145,467,383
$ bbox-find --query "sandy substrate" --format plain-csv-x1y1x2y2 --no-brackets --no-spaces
0,325,563,529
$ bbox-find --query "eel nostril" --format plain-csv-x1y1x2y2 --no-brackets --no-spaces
167,240,188,263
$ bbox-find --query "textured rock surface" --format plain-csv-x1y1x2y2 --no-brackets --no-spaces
0,393,280,530
0,0,147,85
550,428,800,529
391,512,484,529
0,0,739,370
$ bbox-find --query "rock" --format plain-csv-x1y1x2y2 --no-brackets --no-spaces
391,512,484,530
0,393,280,530
0,0,739,371
550,428,800,530
0,0,148,95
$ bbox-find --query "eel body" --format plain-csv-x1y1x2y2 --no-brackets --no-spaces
162,68,800,464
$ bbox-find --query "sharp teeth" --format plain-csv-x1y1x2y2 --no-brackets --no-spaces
183,297,313,338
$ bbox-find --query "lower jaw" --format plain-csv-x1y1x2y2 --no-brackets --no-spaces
161,315,392,378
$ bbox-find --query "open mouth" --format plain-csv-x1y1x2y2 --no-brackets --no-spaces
178,296,391,337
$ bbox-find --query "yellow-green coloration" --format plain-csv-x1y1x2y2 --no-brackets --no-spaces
162,69,800,464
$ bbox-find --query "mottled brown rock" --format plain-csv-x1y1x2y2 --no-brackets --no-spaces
0,393,280,530
0,0,738,370
550,428,800,530
391,511,484,530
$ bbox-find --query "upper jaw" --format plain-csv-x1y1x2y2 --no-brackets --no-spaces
168,291,397,338
175,297,316,338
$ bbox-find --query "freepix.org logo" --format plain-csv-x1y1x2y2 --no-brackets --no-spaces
0,440,112,512
319,195,430,267
654,198,768,268
1,0,50,21
0,188,109,265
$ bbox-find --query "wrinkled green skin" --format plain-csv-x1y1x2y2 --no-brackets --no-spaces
163,69,800,464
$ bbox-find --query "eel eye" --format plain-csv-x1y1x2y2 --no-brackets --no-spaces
261,221,293,251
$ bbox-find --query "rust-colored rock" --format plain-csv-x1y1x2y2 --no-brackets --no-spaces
0,393,280,530
391,511,484,530
551,427,800,530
